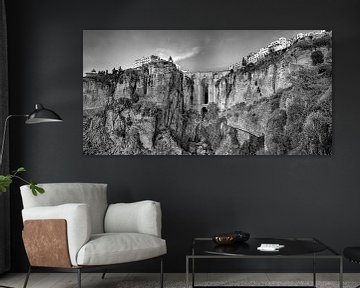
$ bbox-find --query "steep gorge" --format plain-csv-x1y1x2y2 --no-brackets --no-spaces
83,34,332,155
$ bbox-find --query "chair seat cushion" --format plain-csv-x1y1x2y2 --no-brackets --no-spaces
76,233,167,266
344,247,360,263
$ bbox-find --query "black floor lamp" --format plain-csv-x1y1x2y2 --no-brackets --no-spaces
0,103,63,167
0,103,62,288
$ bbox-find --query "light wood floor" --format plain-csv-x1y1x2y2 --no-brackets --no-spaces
0,273,359,288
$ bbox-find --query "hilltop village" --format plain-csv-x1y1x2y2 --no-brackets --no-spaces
85,30,328,77
229,30,327,69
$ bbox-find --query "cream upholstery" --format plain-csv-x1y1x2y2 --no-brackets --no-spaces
77,233,167,266
20,183,107,234
20,183,166,267
105,201,162,237
22,203,91,266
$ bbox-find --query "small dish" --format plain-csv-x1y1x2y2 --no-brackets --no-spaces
212,233,238,245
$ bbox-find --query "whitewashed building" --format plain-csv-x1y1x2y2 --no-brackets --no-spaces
297,30,326,40
247,52,259,64
132,55,161,68
268,37,291,52
85,69,97,77
231,31,326,67
296,32,305,40
258,47,270,58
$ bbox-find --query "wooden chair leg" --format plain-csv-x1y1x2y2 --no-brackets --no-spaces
77,269,81,288
22,266,31,288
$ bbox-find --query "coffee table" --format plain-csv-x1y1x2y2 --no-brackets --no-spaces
186,237,343,288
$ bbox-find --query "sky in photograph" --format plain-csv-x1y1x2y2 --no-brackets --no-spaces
83,30,317,74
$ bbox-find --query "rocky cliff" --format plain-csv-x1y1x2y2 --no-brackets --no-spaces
83,33,332,155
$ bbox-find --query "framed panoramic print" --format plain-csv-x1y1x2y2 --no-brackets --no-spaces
83,30,332,155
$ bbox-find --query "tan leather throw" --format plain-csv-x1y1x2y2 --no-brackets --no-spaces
22,219,72,268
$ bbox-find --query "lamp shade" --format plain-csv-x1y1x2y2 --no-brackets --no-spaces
25,104,63,124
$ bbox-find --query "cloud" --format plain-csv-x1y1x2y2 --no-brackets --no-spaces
155,46,201,62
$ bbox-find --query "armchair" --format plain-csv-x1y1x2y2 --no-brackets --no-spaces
20,183,166,288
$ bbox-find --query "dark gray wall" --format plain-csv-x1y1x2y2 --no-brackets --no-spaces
5,0,360,273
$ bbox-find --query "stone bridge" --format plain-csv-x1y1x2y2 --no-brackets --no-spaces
184,70,230,112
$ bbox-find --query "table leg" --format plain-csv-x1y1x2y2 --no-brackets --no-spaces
192,246,195,288
192,257,195,288
339,257,343,288
313,254,316,287
186,257,189,288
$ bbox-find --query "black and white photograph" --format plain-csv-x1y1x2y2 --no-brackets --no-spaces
83,30,333,155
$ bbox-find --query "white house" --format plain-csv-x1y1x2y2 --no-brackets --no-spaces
296,33,305,40
233,31,322,67
247,54,259,64
132,55,161,68
268,40,280,49
85,69,97,77
245,52,255,64
258,47,270,57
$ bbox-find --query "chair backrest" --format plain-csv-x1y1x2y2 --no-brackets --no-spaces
20,183,108,234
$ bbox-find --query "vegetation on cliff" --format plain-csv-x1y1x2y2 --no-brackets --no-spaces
83,33,332,155
265,64,332,155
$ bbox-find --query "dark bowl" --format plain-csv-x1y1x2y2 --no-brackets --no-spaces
212,234,238,245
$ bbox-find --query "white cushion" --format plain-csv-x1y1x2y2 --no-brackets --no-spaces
22,204,91,266
105,201,162,237
76,233,167,266
20,183,108,234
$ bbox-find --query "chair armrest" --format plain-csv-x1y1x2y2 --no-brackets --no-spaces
104,200,162,237
22,203,91,266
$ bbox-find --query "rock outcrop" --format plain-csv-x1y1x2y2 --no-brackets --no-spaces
83,32,332,155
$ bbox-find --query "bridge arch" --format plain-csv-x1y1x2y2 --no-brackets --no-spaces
200,78,209,105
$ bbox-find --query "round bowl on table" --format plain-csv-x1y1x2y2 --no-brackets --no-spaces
212,231,250,246
212,234,238,245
